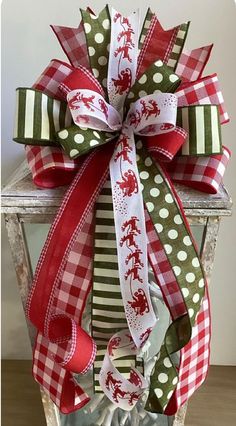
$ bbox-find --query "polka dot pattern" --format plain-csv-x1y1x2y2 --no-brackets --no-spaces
136,140,205,335
149,346,179,411
158,373,168,383
164,244,172,255
177,250,187,261
192,257,200,268
59,129,68,140
146,202,154,212
98,56,107,66
150,187,160,197
94,33,104,44
57,124,116,159
81,7,110,90
145,157,153,167
70,149,79,157
168,229,178,239
74,134,84,144
172,377,178,386
84,23,91,34
92,68,99,78
154,388,163,398
125,62,181,111
174,214,183,225
139,74,147,84
186,272,195,283
153,72,163,83
182,287,189,298
102,18,110,29
159,208,169,219
140,171,149,180
163,357,172,368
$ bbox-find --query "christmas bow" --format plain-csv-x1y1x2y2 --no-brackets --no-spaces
14,5,230,416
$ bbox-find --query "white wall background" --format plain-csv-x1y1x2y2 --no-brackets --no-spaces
2,0,236,364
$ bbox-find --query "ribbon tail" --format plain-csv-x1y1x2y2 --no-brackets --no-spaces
33,332,90,414
27,146,114,413
135,139,209,413
109,126,157,348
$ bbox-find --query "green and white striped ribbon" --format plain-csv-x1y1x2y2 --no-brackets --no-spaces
14,88,71,146
177,105,222,156
167,22,190,71
81,6,111,94
92,180,143,392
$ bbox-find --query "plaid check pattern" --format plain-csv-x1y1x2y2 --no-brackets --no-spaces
176,74,229,124
175,292,210,407
32,59,72,100
53,213,94,322
33,213,95,411
176,45,213,83
166,146,231,194
145,209,187,320
51,23,89,69
25,145,79,187
33,332,90,411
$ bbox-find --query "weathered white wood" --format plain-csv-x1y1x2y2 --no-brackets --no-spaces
201,217,221,279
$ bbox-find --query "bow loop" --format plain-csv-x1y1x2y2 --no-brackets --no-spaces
60,66,105,97
127,93,177,135
48,315,96,374
67,89,122,131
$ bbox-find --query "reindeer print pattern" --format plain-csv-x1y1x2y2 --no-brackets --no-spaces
105,370,142,406
119,215,150,318
68,92,95,111
111,13,135,95
67,90,114,125
114,133,133,164
128,99,161,129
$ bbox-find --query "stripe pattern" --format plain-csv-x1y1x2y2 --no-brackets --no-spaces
177,105,222,155
92,180,143,392
14,88,72,145
167,22,190,71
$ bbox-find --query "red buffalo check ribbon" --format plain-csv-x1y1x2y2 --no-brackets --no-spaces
14,5,230,416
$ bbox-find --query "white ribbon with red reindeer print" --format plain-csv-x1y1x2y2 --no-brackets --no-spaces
107,8,139,113
100,330,148,411
109,123,156,351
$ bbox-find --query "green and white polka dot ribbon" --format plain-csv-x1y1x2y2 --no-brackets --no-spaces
135,139,205,412
81,6,111,94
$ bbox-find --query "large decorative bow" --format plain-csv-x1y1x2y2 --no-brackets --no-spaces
14,5,230,416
